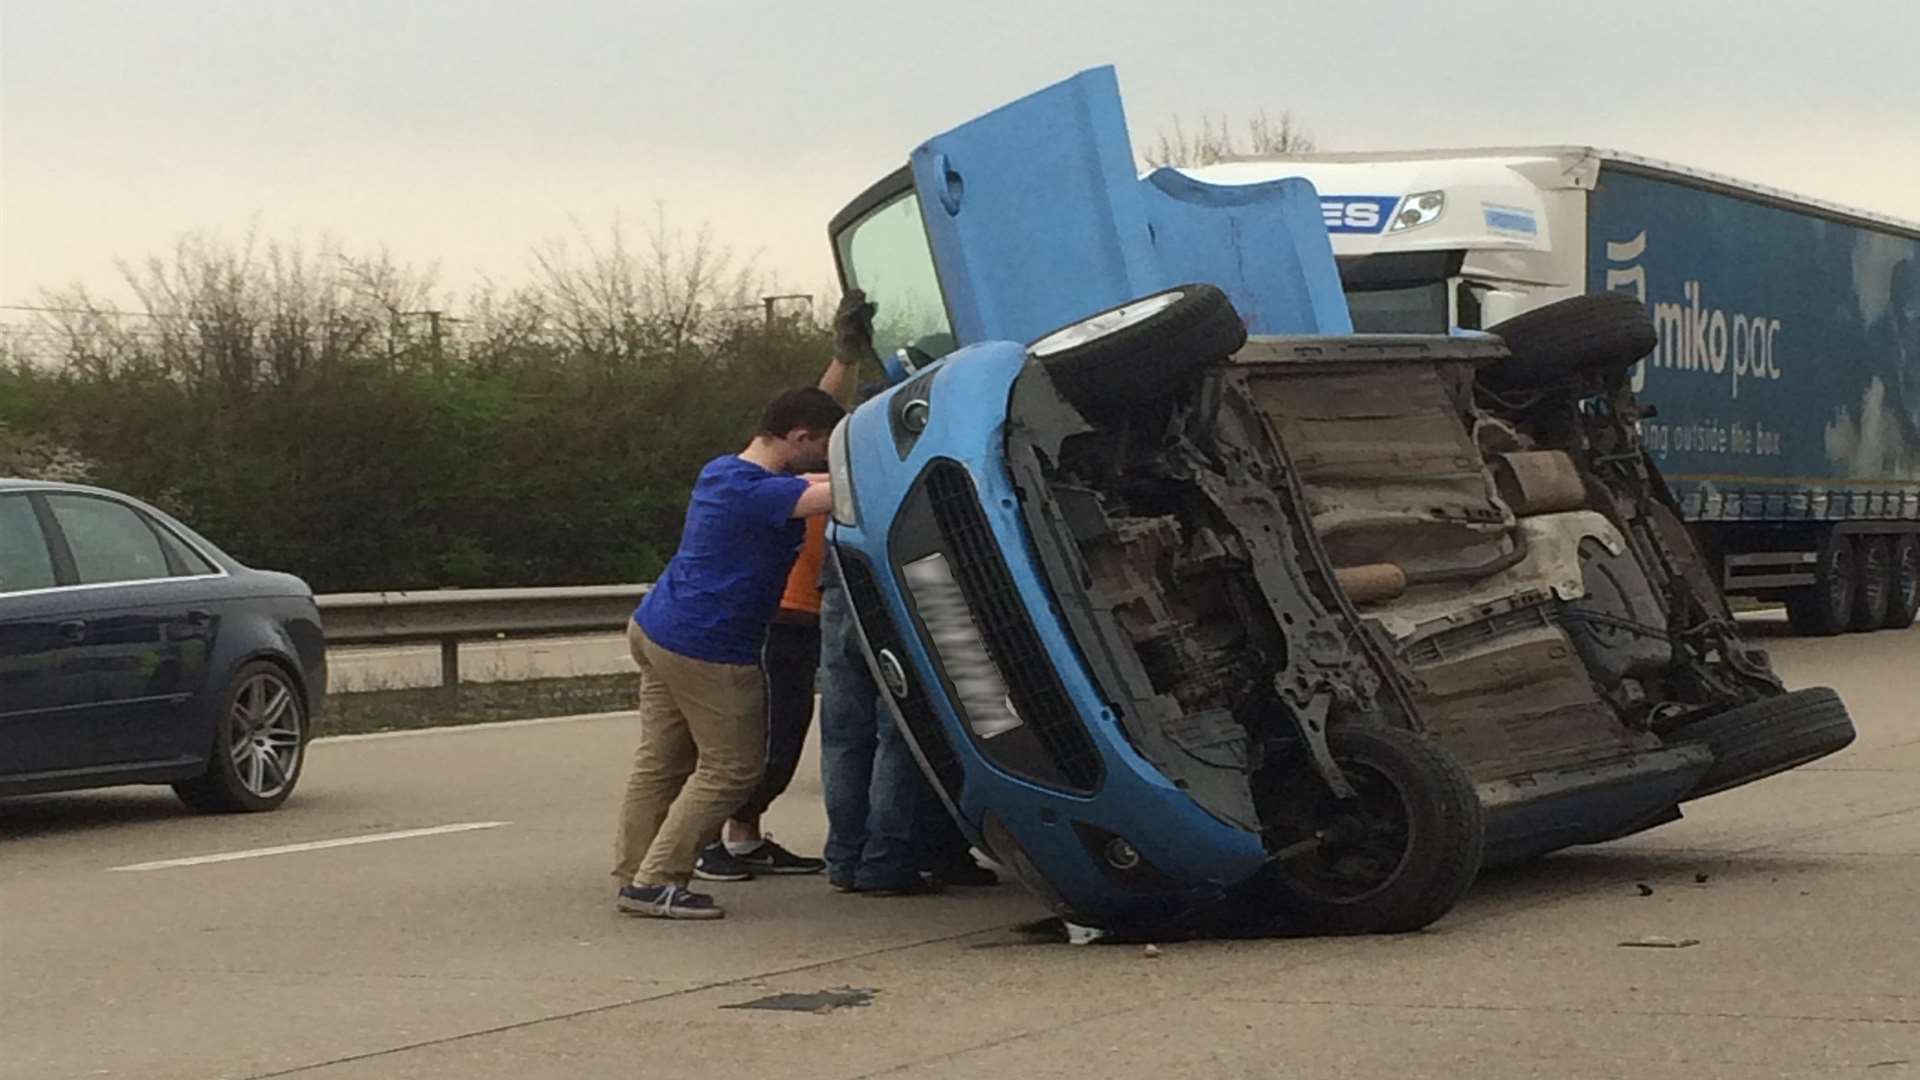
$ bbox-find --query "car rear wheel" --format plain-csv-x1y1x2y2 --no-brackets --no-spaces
1885,534,1920,630
1787,533,1856,636
1482,292,1659,390
1029,284,1246,421
1260,724,1485,935
1667,687,1856,799
175,661,307,813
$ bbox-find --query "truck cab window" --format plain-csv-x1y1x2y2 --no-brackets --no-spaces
833,189,956,363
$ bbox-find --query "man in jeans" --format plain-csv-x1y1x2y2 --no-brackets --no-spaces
815,297,999,895
610,386,842,920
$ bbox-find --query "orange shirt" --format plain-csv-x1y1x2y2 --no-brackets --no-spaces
778,516,829,615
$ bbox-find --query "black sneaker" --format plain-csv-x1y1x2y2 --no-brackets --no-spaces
617,884,726,920
928,859,1000,888
693,842,755,882
828,870,861,893
860,871,946,897
733,837,826,876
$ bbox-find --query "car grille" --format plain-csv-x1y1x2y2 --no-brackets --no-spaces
922,461,1104,792
837,547,966,800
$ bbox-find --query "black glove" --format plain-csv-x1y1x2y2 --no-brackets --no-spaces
833,290,879,367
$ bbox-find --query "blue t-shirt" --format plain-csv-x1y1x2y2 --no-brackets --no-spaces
636,455,810,665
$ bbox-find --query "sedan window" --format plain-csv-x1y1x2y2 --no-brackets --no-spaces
0,494,58,593
45,493,173,586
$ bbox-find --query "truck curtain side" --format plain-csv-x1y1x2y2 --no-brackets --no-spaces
1586,163,1920,632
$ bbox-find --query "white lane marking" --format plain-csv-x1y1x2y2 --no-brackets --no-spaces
315,711,635,745
108,821,511,872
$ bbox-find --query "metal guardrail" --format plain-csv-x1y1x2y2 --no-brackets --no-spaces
317,584,650,689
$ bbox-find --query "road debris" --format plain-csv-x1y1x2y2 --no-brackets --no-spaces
724,987,877,1014
1619,936,1700,949
1635,882,1655,897
1143,944,1162,958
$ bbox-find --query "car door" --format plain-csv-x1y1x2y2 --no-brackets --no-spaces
0,491,98,778
37,492,219,769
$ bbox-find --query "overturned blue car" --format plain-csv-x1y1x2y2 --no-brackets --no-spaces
821,68,1855,934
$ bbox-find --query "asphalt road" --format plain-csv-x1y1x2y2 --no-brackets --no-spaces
4,612,1918,1080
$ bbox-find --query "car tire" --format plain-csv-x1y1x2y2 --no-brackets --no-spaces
1852,536,1892,632
174,660,308,813
1786,533,1856,636
1885,534,1920,630
1668,687,1856,799
1262,724,1485,935
1029,284,1246,420
1482,292,1658,390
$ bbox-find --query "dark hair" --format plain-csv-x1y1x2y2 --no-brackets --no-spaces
758,386,845,438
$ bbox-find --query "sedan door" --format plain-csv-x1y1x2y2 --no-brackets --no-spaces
37,492,221,769
0,491,97,778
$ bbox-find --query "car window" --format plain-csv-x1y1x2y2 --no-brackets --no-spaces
44,493,174,586
154,525,218,576
0,494,59,594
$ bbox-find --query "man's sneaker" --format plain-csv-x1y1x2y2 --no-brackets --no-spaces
859,870,946,897
928,859,1000,888
828,870,861,893
732,837,826,876
617,884,726,920
693,842,755,882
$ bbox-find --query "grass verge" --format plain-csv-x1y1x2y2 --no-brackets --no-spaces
316,674,634,739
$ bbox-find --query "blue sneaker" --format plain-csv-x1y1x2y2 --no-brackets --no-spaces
617,883,726,920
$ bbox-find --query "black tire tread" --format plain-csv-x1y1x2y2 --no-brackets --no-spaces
1034,284,1246,419
1273,724,1485,935
1484,293,1658,390
1670,687,1856,798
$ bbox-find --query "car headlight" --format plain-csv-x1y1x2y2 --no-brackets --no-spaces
828,417,858,526
1390,190,1445,232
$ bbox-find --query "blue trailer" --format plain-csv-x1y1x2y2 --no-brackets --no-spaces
1196,149,1920,634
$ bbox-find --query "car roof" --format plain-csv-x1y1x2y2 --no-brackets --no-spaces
0,478,128,497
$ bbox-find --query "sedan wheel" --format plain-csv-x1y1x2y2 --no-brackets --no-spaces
175,661,307,812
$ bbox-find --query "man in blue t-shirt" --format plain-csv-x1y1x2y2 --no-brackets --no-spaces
611,385,844,920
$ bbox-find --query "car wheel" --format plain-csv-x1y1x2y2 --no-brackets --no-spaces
174,661,308,813
1261,724,1485,935
1667,687,1856,799
1852,536,1892,632
1885,534,1920,630
1482,292,1658,390
1786,533,1856,636
1028,283,1246,421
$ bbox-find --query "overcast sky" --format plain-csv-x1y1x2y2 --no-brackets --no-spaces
3,0,1917,310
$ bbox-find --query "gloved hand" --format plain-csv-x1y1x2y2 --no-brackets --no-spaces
833,290,880,367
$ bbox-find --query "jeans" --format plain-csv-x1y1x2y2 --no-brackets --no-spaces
818,580,922,888
734,618,821,825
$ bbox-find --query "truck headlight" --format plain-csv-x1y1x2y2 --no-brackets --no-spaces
828,417,858,526
1390,190,1445,232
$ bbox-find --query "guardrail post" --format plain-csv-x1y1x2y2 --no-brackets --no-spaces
440,637,460,702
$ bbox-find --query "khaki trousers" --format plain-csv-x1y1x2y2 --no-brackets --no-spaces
611,621,768,887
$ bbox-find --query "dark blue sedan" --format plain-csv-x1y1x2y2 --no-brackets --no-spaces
0,480,326,811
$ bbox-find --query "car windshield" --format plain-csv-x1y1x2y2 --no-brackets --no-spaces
833,185,956,364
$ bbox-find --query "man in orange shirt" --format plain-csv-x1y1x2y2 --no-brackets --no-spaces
693,515,831,879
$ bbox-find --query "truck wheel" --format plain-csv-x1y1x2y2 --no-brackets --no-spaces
1028,284,1246,420
1482,292,1658,390
1668,687,1856,799
1885,534,1920,629
1852,536,1892,632
1786,533,1856,636
1261,725,1485,935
